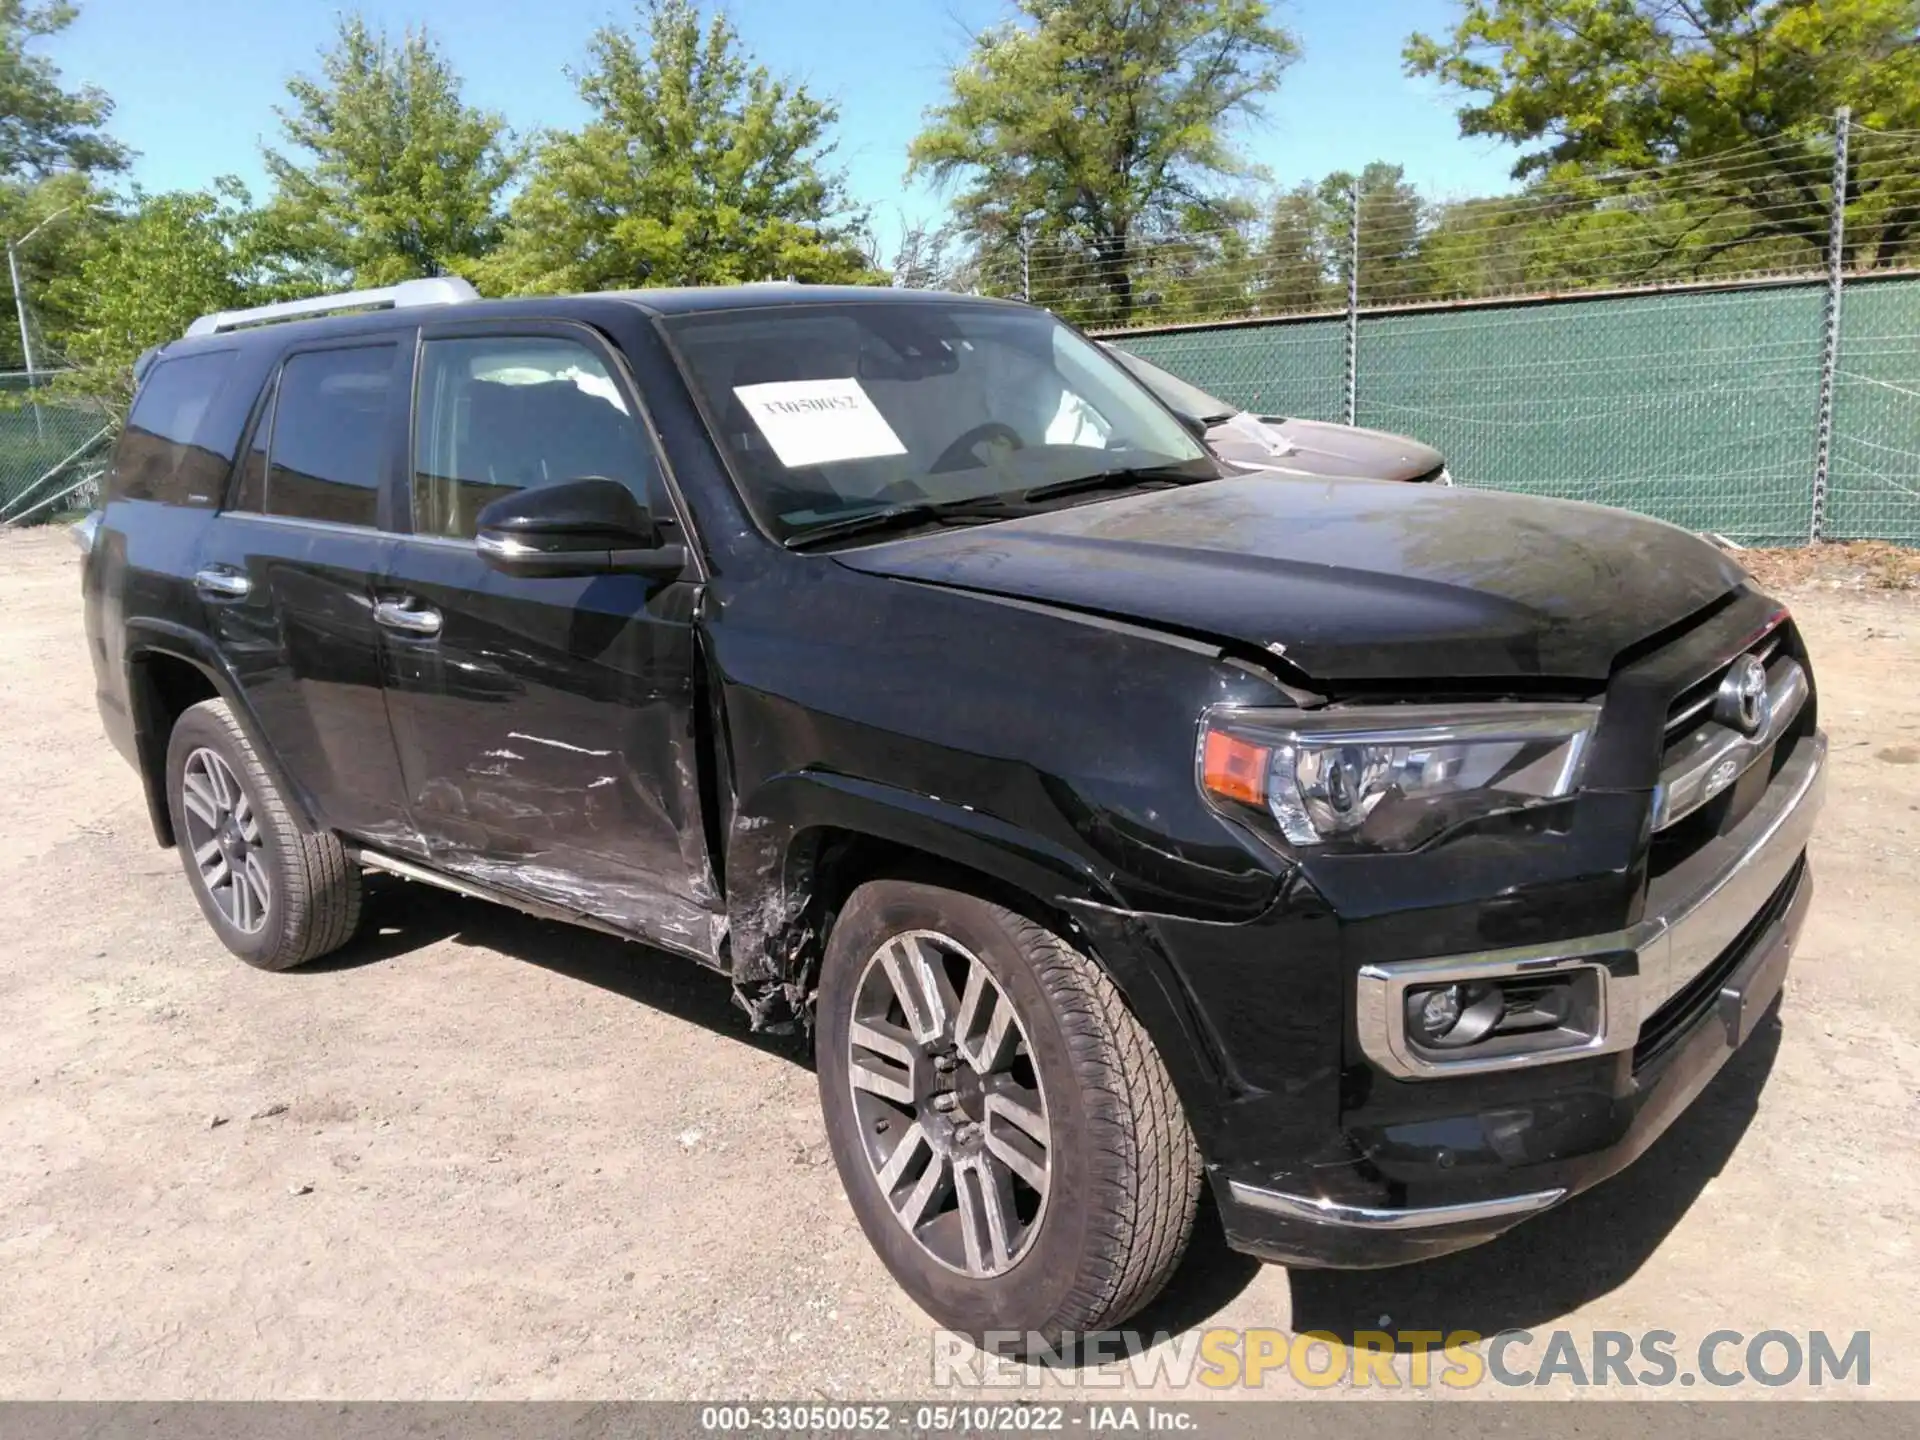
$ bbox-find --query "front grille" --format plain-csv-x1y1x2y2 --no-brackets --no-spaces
1661,625,1786,759
1645,616,1811,884
1631,854,1805,1070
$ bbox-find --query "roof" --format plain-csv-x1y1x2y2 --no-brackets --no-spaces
162,283,1023,360
610,283,1023,315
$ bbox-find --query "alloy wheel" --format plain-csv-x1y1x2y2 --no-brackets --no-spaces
847,930,1052,1277
178,747,271,934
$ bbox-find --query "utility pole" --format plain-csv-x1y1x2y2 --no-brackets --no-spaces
8,241,35,374
7,204,80,444
8,242,40,443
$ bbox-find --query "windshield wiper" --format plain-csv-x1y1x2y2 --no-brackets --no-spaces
1020,463,1215,504
784,498,1027,551
786,465,1216,550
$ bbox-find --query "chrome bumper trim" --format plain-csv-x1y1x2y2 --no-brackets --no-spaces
1652,658,1808,831
1356,730,1826,1080
1226,1180,1566,1231
1629,728,1825,1024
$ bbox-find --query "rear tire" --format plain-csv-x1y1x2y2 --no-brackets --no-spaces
816,879,1200,1348
165,698,362,970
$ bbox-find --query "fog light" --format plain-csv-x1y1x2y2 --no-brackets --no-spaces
1417,985,1461,1039
1406,982,1503,1049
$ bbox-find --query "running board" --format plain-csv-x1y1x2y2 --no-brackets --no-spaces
346,846,644,947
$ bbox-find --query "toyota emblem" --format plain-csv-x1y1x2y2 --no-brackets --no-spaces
1713,654,1771,736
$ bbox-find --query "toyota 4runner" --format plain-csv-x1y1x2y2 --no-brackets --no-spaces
82,278,1826,1344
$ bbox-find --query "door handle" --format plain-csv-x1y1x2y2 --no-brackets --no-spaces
194,566,252,600
373,598,443,637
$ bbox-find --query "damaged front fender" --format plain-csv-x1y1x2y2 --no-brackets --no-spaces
720,771,1235,1109
722,769,1123,1027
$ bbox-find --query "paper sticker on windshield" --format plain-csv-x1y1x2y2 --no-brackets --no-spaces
732,378,908,468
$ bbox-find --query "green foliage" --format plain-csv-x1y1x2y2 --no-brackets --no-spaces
261,15,518,289
890,219,979,293
908,0,1297,323
1406,0,1920,269
481,0,876,294
1320,163,1429,305
1256,183,1334,313
49,185,262,414
0,1,127,371
0,171,111,368
0,1,127,180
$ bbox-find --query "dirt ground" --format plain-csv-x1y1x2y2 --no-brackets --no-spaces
1,523,1916,1400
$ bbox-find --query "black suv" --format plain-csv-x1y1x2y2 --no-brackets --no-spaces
82,278,1825,1345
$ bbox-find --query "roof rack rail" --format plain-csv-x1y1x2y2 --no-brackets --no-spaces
184,276,480,338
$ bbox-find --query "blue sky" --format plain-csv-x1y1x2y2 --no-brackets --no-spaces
46,0,1523,253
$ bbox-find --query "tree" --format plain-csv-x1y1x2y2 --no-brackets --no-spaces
0,2,128,368
890,218,979,293
50,186,261,413
1256,183,1333,314
0,171,110,367
482,0,875,294
908,0,1297,324
1320,162,1430,305
0,1,127,180
1405,0,1920,269
261,15,517,288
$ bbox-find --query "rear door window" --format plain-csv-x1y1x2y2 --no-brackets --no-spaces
254,345,398,528
114,351,242,504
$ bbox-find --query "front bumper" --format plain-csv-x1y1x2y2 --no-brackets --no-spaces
1216,729,1825,1268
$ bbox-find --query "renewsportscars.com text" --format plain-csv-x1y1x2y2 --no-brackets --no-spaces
933,1327,1872,1390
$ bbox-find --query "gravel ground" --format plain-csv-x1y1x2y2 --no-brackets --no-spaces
1,524,1916,1400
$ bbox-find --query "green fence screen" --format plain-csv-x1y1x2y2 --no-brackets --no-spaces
1828,280,1920,542
1111,275,1920,547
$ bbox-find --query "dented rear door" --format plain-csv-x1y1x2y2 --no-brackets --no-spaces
376,319,722,961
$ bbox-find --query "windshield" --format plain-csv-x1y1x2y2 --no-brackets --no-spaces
660,300,1214,544
1103,346,1239,425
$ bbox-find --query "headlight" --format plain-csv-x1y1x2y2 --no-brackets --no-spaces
1198,704,1598,851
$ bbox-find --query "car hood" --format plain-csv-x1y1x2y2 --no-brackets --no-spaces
832,476,1746,683
1208,415,1445,481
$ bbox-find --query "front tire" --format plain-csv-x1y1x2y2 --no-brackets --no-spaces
816,879,1200,1347
165,698,362,970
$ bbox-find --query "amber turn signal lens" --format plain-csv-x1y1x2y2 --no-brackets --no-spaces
1202,730,1270,807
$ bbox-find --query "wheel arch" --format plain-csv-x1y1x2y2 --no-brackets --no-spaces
724,771,1231,1105
123,620,319,847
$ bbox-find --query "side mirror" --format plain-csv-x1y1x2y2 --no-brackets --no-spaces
1174,410,1210,443
474,478,687,580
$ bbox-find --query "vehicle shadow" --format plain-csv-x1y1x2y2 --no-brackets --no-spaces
1285,1009,1784,1347
302,876,1782,1357
300,874,811,1066
1122,1194,1266,1339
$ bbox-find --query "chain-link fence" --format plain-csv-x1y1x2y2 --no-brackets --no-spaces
948,110,1920,545
1111,279,1890,546
0,372,112,525
1828,279,1920,542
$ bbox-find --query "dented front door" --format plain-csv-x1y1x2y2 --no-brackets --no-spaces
375,321,721,961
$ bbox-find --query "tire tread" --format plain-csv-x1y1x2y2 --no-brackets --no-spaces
1004,909,1201,1335
171,699,361,970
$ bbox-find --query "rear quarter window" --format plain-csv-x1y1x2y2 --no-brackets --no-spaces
111,351,247,506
